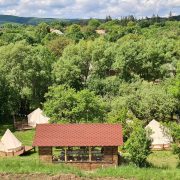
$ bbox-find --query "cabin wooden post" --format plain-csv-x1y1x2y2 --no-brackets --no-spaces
65,147,67,162
89,146,92,162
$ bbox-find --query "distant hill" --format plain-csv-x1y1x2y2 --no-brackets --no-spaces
0,14,179,25
0,15,57,25
0,15,85,25
158,15,180,21
171,15,180,21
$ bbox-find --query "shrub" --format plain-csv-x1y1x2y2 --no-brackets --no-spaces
124,120,151,167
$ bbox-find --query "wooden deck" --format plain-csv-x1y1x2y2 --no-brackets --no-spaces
14,122,33,131
24,146,34,152
0,146,34,157
16,126,33,131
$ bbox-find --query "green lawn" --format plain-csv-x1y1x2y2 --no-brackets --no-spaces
14,129,35,146
0,124,180,180
147,151,179,169
91,166,180,180
0,155,83,176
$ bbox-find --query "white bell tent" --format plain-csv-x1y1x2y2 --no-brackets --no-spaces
0,142,5,152
146,119,173,150
0,129,22,153
28,108,50,127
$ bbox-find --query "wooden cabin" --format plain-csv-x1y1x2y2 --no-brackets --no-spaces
33,124,123,170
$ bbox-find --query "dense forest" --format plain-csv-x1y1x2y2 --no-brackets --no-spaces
0,14,180,25
0,15,179,125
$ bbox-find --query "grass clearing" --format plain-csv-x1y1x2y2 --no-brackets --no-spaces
147,151,179,169
14,129,35,146
91,166,180,180
0,156,84,176
0,126,179,180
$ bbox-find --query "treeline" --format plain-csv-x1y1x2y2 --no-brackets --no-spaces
0,17,179,125
0,14,180,26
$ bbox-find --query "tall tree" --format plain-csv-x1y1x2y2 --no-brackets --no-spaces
43,85,107,123
0,41,55,114
53,39,114,91
125,120,151,167
65,24,84,42
127,82,177,120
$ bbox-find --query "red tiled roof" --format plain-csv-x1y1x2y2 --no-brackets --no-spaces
33,124,123,147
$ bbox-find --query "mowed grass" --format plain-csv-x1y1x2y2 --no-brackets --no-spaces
147,151,179,169
0,124,180,180
14,129,35,146
0,152,179,180
91,166,180,180
0,155,83,176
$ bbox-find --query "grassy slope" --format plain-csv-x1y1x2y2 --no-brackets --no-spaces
92,166,180,180
0,124,179,179
148,151,179,169
14,130,35,146
0,155,83,176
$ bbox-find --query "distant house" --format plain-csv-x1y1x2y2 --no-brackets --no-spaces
146,119,173,150
95,29,106,35
50,28,63,35
33,124,123,169
28,108,50,128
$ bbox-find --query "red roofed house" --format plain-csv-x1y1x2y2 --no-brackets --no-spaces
33,124,123,169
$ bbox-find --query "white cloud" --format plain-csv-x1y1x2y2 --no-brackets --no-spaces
0,0,18,7
0,0,179,18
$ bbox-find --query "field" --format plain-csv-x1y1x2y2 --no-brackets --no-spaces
0,124,180,180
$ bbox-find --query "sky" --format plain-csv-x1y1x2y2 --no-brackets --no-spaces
0,0,179,19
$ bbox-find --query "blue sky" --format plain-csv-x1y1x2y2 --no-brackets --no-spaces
0,0,179,18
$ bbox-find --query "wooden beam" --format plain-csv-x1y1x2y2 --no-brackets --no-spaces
89,146,91,162
65,147,67,162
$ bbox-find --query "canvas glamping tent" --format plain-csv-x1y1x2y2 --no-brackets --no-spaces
146,119,173,150
28,108,50,128
0,129,23,156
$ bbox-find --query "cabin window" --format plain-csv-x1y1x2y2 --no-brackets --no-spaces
91,147,104,161
52,146,104,162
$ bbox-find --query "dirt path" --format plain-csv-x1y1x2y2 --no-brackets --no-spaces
0,173,133,180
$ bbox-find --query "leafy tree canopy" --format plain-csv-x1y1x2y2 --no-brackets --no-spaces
43,85,107,123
